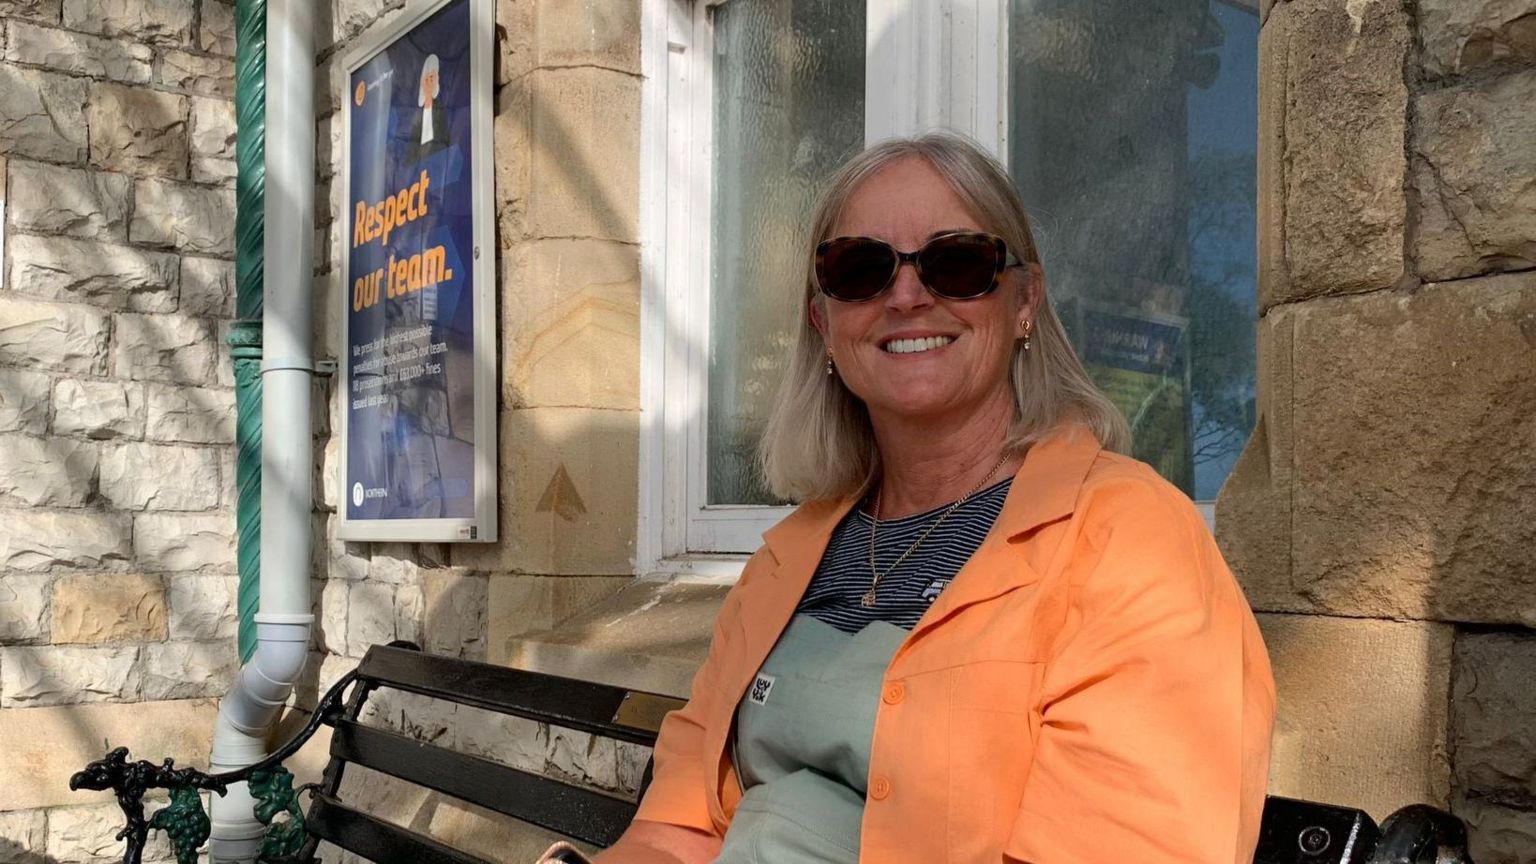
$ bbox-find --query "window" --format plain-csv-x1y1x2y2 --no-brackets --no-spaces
640,0,1258,570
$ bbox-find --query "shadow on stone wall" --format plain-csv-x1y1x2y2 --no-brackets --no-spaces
0,838,58,864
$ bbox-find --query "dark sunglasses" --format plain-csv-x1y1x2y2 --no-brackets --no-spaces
814,231,1025,303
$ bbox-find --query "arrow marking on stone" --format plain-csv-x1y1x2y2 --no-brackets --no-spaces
536,464,587,522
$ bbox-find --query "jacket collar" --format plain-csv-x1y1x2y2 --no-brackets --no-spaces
761,423,1103,574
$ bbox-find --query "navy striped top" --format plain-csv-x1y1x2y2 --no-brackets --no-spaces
796,477,1012,633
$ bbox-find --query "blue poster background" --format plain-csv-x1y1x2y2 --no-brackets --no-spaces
346,0,476,521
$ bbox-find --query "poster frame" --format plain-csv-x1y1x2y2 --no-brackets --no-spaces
335,0,498,543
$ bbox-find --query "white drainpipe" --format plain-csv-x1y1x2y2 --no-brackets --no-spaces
209,0,316,859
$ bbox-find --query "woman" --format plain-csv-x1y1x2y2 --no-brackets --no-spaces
597,133,1274,863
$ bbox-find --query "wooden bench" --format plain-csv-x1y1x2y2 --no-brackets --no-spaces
77,641,1473,864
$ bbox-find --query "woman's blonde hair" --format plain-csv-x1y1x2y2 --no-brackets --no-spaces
757,131,1131,502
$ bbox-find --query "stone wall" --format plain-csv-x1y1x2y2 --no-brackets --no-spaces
0,0,240,860
295,0,646,854
1220,0,1536,860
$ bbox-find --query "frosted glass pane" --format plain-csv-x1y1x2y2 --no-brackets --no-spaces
1008,0,1259,500
707,0,865,506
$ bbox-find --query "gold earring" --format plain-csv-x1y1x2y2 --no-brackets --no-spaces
826,350,835,376
1022,319,1033,351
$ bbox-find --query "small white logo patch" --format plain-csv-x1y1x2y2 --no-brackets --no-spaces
921,578,950,603
748,673,776,705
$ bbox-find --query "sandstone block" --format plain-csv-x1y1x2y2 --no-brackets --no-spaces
319,514,370,581
395,582,424,647
0,367,50,434
0,572,51,644
53,378,146,439
526,68,640,243
535,0,640,73
1288,272,1536,624
496,0,534,86
100,441,221,510
1419,0,1536,79
456,408,637,575
0,64,88,162
327,0,400,53
422,569,488,659
319,578,349,655
1457,797,1536,864
180,256,236,318
1256,8,1286,304
199,0,236,55
47,801,174,862
222,444,238,508
62,0,193,45
131,177,235,256
1414,70,1536,281
215,319,236,387
366,544,419,585
1453,632,1536,801
1260,0,1410,309
0,507,131,570
0,698,216,811
548,726,622,790
166,574,238,640
0,808,45,860
455,705,548,774
0,433,96,507
1260,613,1453,819
4,19,153,82
346,580,396,658
0,294,110,374
0,644,140,707
51,572,167,644
157,48,234,99
139,639,237,700
0,0,61,24
319,435,339,511
361,687,456,743
496,577,714,695
146,382,235,443
193,155,238,186
134,511,235,571
87,83,189,179
316,114,341,180
6,160,131,239
8,234,179,312
112,312,217,384
500,239,640,410
189,95,236,159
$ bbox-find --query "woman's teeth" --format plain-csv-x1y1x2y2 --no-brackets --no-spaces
883,336,954,354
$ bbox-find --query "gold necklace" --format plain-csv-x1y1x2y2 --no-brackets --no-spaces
862,453,1011,608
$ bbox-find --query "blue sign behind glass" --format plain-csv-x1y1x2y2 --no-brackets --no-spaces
346,0,475,521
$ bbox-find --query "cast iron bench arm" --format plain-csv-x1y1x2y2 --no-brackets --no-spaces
68,669,362,864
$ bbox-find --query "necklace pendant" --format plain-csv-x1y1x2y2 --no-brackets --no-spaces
860,590,877,608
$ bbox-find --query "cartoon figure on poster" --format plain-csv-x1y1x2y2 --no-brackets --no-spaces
345,0,478,522
411,54,451,162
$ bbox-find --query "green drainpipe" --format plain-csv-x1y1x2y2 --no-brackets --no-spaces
229,0,266,665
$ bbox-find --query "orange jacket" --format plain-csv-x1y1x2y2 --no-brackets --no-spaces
634,425,1276,862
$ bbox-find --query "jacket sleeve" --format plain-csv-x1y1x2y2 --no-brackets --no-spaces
631,548,771,835
1005,475,1276,864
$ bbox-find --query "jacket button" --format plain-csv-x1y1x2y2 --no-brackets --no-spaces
870,777,891,800
882,681,905,704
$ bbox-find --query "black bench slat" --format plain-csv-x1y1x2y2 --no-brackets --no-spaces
305,794,494,864
332,718,638,848
355,644,667,746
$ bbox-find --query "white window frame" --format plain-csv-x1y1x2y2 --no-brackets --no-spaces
638,0,1217,577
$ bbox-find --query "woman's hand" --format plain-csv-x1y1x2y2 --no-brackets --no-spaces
590,820,722,864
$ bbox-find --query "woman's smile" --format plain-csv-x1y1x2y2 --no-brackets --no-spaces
878,333,957,355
